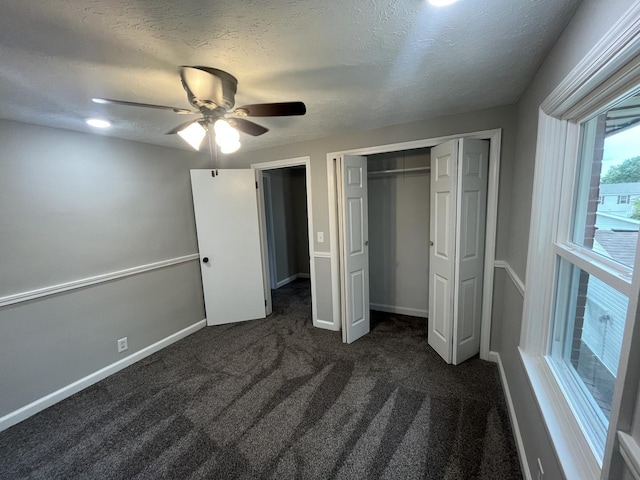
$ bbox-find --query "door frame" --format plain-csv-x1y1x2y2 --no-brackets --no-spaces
326,129,501,359
252,157,317,322
261,172,279,289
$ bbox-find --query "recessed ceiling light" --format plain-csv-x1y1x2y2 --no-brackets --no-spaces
91,98,109,104
428,0,459,6
86,118,111,129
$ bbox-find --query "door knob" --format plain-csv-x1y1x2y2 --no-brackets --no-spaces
429,241,434,246
202,257,209,263
365,240,369,246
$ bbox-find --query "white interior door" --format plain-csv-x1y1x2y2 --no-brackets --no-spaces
429,140,458,363
339,155,370,343
190,169,266,326
453,138,489,364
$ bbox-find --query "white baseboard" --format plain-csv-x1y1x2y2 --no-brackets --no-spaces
370,303,428,318
488,351,532,480
276,273,309,288
0,319,206,433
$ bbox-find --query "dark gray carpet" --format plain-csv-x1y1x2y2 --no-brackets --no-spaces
0,279,522,479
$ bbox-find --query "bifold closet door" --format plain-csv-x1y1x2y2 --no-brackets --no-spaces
453,138,489,364
428,139,489,365
429,140,458,363
339,155,370,344
191,169,266,326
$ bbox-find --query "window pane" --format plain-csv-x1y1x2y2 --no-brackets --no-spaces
572,92,640,270
550,259,629,456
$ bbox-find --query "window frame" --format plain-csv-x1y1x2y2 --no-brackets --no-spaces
520,4,640,479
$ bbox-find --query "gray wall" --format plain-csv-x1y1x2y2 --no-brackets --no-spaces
494,0,638,478
230,104,518,324
266,167,309,287
0,120,208,417
368,149,430,316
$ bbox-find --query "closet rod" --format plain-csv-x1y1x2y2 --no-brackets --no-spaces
368,166,430,176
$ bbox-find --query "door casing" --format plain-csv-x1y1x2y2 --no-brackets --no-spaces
252,157,317,323
327,129,502,359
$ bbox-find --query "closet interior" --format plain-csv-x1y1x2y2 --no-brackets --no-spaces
367,147,431,320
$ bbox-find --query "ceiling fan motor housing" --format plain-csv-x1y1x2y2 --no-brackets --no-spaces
194,66,238,111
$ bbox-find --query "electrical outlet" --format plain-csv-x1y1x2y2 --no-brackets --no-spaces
317,231,324,243
117,337,128,353
537,458,544,480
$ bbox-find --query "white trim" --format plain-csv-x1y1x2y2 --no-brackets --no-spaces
488,351,532,480
370,303,428,318
251,157,319,328
326,129,501,158
618,432,640,480
520,112,567,353
262,172,278,296
251,156,311,170
0,319,206,432
553,243,633,296
520,350,601,480
327,156,342,331
327,128,501,359
313,251,331,259
494,260,526,297
480,129,502,360
0,254,200,308
541,2,640,117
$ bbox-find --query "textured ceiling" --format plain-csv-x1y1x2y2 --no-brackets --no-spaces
0,0,581,152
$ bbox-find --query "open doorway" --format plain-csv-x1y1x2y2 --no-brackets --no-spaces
262,167,310,289
253,157,315,319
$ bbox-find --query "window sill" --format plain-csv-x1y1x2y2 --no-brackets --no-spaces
519,347,601,480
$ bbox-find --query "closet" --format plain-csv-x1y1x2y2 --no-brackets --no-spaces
337,138,490,365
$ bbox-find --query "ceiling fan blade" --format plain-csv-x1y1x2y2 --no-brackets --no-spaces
228,118,269,136
181,66,238,110
166,119,203,135
234,101,306,117
92,98,196,114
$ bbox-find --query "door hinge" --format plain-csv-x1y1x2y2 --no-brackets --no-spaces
265,299,267,306
256,181,259,189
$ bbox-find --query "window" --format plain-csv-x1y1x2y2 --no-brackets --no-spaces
548,92,640,459
520,9,640,479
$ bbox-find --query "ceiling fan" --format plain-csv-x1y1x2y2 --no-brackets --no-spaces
92,66,306,153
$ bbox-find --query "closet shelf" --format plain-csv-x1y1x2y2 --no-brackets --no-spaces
368,166,430,176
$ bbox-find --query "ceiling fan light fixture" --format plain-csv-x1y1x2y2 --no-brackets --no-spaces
220,141,241,154
428,0,459,6
86,118,111,129
178,121,207,150
214,119,240,151
214,119,239,141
